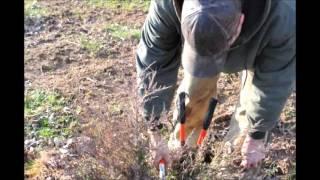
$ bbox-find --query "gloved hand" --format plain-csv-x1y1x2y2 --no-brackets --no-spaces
148,130,172,169
240,134,266,169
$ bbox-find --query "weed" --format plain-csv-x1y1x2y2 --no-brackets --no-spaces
80,37,103,55
264,162,279,177
86,0,150,12
25,0,47,18
105,23,141,40
24,89,79,139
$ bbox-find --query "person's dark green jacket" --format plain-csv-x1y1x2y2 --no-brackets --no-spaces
136,0,296,133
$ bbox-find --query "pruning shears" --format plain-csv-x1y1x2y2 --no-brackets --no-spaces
157,92,187,180
158,93,217,179
177,92,218,147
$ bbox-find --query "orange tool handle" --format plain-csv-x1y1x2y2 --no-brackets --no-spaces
178,92,186,146
197,129,207,146
179,123,186,145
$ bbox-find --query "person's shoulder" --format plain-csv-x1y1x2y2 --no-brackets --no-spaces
269,0,295,22
276,0,296,11
150,0,180,27
152,0,176,15
267,0,295,40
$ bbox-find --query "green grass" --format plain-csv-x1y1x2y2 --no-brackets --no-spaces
285,162,296,180
25,89,79,139
287,170,296,180
86,0,150,12
264,162,279,177
38,128,55,138
25,90,65,117
105,23,141,40
80,37,103,55
25,160,35,170
284,108,296,120
25,0,47,18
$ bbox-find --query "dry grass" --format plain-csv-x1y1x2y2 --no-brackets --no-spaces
25,151,57,179
71,71,161,178
25,159,45,178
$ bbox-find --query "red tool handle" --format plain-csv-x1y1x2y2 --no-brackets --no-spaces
159,159,165,164
179,123,186,145
197,129,207,146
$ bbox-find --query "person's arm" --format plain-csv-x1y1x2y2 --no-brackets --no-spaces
246,2,296,139
240,2,295,168
136,0,181,125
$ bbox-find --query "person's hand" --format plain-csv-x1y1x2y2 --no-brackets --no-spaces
240,134,266,169
148,131,172,169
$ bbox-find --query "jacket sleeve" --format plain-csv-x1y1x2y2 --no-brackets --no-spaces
247,1,296,135
135,0,181,121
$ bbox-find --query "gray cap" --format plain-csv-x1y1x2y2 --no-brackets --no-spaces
181,0,242,78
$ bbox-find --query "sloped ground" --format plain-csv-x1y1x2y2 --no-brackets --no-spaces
24,0,296,179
